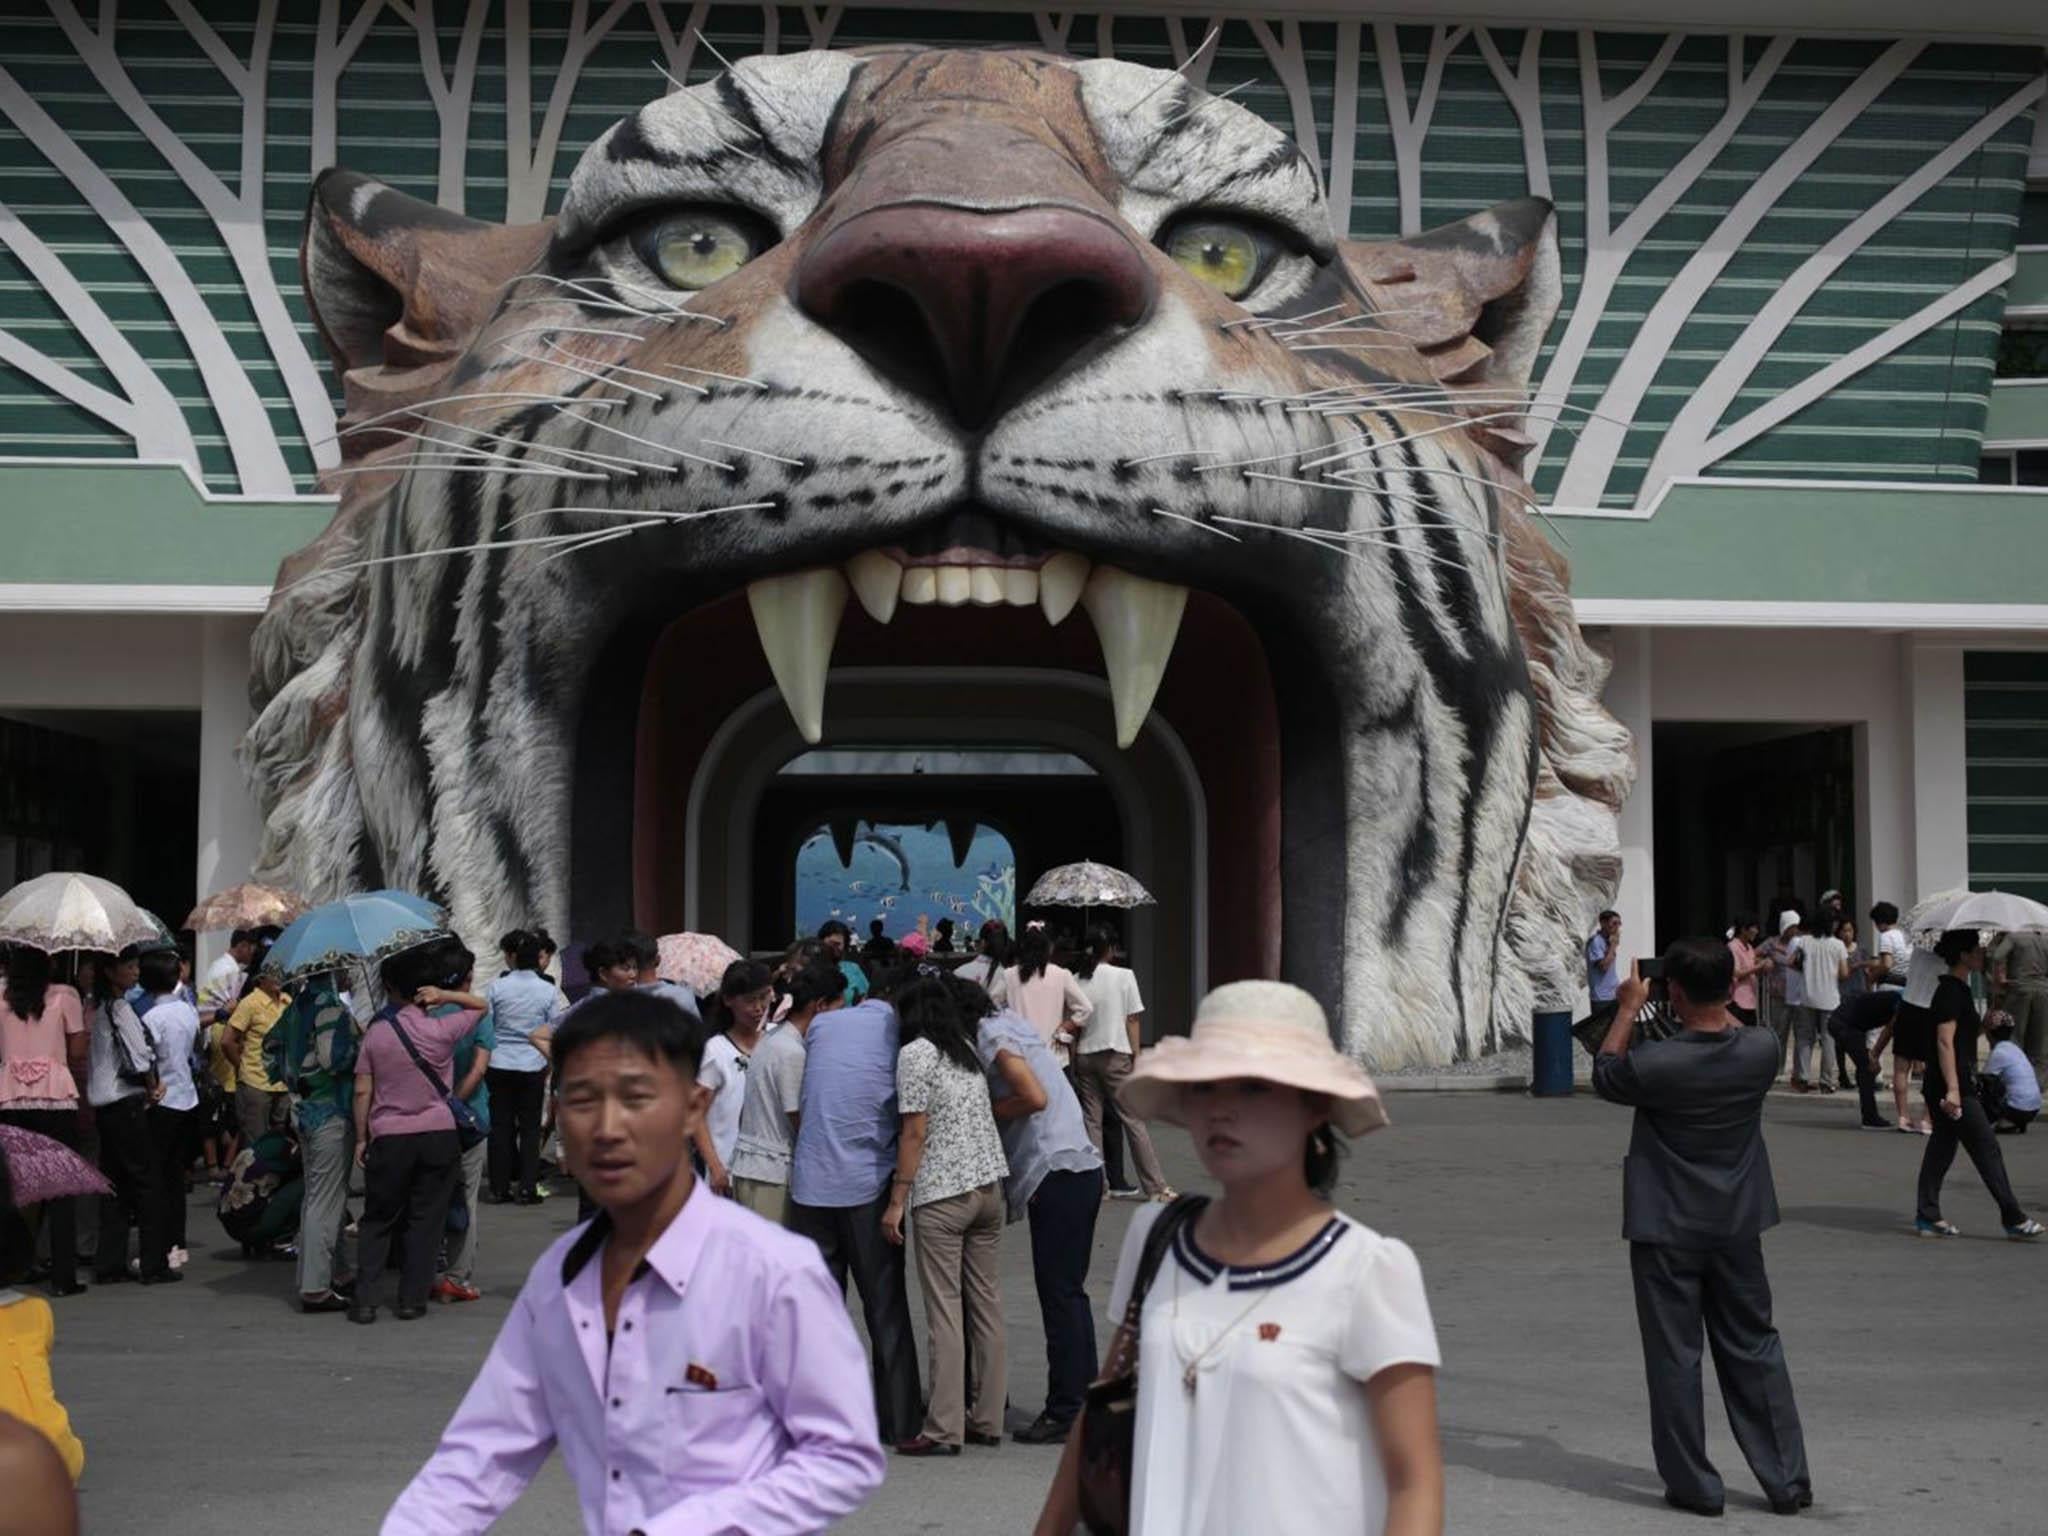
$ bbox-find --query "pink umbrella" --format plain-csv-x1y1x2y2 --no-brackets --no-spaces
0,1124,111,1206
656,931,742,996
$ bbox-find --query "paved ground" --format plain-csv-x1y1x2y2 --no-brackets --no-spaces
50,1088,2045,1534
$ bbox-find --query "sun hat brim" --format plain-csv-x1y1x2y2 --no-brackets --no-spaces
1116,1026,1388,1138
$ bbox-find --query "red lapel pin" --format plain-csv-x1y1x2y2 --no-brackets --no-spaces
1258,1323,1282,1343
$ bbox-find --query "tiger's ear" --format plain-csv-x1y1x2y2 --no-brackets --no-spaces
1339,196,1560,397
301,169,552,425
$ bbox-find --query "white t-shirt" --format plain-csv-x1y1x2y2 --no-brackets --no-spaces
1076,963,1144,1056
696,1033,751,1169
1876,928,1911,989
200,952,243,1020
1797,935,1847,1013
730,1023,806,1185
1107,1204,1440,1536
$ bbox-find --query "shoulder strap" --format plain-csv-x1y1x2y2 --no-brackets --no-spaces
382,1012,453,1098
1125,1194,1208,1323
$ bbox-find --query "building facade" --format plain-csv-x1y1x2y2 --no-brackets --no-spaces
0,0,2044,1038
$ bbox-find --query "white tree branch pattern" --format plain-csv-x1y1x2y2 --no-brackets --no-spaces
0,8,2031,510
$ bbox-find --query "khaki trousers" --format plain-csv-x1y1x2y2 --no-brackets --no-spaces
1072,1050,1170,1196
732,1175,791,1227
911,1181,1006,1446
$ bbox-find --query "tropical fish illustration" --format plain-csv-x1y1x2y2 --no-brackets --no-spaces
848,880,869,895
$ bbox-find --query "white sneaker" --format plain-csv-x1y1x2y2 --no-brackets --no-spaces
168,1247,188,1271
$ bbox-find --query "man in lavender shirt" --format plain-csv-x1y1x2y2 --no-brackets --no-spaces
381,990,885,1535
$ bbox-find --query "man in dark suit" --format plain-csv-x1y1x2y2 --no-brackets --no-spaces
1594,938,1812,1518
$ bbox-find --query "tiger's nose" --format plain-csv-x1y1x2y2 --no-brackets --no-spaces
796,204,1156,430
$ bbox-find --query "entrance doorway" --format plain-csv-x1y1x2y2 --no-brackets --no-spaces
1651,722,1857,948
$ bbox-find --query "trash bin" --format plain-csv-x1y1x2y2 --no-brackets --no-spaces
1531,1009,1573,1097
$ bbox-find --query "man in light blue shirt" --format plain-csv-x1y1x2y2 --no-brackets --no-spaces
786,992,919,1443
1588,910,1622,1005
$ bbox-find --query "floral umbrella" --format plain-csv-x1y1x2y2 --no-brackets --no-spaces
0,1124,112,1206
0,871,159,954
657,932,742,996
185,882,310,933
1023,861,1155,910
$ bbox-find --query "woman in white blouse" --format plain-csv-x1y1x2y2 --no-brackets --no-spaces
882,974,1010,1458
988,926,1092,1067
1034,981,1443,1536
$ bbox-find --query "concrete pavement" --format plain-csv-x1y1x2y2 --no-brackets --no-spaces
48,1089,2044,1534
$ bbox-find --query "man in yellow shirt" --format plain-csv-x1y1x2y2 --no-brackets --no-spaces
224,967,290,1142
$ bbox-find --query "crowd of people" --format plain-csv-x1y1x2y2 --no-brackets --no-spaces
1588,892,2046,1239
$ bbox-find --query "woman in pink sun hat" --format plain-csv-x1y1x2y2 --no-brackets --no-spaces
1035,980,1443,1536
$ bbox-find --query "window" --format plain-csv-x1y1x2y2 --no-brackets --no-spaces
1979,451,2048,486
1995,326,2048,380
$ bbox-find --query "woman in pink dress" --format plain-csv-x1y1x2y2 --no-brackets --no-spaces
1726,917,1770,1028
0,949,89,1296
988,927,1094,1067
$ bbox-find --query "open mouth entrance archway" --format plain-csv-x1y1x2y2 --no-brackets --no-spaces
568,590,1289,1036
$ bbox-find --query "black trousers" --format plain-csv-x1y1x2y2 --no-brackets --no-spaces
1028,1167,1102,1422
788,1180,923,1442
1828,1024,1884,1124
1917,1092,2024,1228
356,1129,461,1310
93,1096,165,1280
1630,1238,1809,1510
485,1067,547,1197
0,1108,80,1291
148,1104,194,1256
1099,1088,1129,1190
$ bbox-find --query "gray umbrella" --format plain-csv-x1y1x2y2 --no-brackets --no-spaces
1024,861,1155,910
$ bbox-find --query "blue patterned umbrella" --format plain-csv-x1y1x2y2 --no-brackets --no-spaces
265,891,446,981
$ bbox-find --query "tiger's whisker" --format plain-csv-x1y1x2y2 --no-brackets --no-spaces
1126,26,1220,111
1147,505,1240,541
326,458,611,482
316,393,620,446
529,337,714,397
692,30,802,131
368,426,624,478
505,346,666,402
1218,304,1346,333
552,407,738,469
641,360,771,391
1158,78,1257,129
274,525,645,595
1210,516,1471,576
538,525,644,566
702,438,804,466
425,419,677,474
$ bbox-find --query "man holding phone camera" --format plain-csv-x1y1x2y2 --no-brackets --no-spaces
1593,939,1812,1519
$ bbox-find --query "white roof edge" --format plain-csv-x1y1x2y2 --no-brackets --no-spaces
0,456,335,506
1575,598,2048,629
0,584,273,614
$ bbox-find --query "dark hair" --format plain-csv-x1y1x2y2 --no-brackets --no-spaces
1661,936,1734,1006
137,948,183,998
1729,913,1756,936
88,946,141,1004
582,938,635,977
944,972,997,1022
817,919,852,942
549,988,705,1082
1987,1012,2015,1041
1304,1122,1346,1196
1598,909,1619,925
1015,925,1051,984
428,937,476,989
379,940,453,1000
935,917,955,937
719,958,773,1000
892,974,982,1074
501,929,545,971
1934,928,1981,967
1074,923,1119,981
621,930,662,972
1871,901,1899,925
531,927,558,957
868,918,886,938
3,946,50,1021
230,927,258,950
787,960,847,1011
976,919,1012,966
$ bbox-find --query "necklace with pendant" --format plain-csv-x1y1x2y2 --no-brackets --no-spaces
1170,1220,1337,1396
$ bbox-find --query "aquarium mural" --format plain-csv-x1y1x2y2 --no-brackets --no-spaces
793,821,1017,945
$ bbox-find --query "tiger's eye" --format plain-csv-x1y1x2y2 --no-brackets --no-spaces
1163,220,1264,299
647,212,757,290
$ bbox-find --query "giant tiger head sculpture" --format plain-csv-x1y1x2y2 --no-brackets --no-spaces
248,47,1633,1067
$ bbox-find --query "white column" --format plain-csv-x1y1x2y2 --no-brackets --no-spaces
1603,627,1656,965
195,615,263,969
1907,640,1969,900
1857,638,1917,928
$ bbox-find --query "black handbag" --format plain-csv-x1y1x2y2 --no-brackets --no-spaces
383,1012,486,1152
1076,1194,1206,1536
